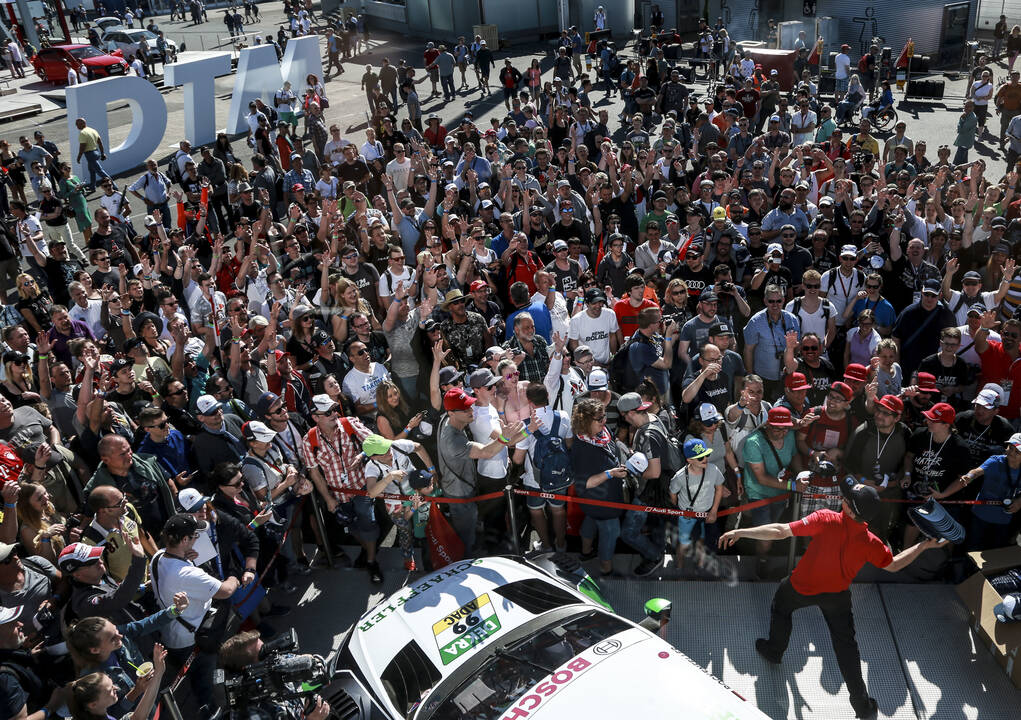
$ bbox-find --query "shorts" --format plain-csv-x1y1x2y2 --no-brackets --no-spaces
742,496,788,528
526,487,567,509
428,67,439,82
677,514,721,547
278,110,297,126
337,494,380,542
835,77,849,93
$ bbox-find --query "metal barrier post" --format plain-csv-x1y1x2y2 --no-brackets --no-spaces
786,492,801,575
159,689,183,720
505,485,521,555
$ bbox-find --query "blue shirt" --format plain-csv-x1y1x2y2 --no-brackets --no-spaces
850,296,897,328
628,335,669,396
506,302,553,343
761,207,810,236
976,455,1021,524
743,309,801,381
137,428,191,477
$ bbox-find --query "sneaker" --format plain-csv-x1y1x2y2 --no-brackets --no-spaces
579,549,597,561
354,548,368,569
634,555,664,577
755,638,782,665
368,561,384,584
404,558,417,572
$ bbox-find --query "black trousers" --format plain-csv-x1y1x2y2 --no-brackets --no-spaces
762,577,872,717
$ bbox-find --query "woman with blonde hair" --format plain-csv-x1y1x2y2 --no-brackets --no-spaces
1,350,40,407
325,276,376,343
14,273,52,334
16,482,65,561
226,162,250,218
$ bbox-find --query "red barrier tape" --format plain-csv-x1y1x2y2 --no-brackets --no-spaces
799,492,1011,506
510,487,792,518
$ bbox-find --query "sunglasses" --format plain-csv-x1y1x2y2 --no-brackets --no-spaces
801,345,820,351
804,283,820,289
503,372,520,380
865,284,881,290
766,299,784,305
105,497,128,509
166,388,186,396
315,408,338,417
146,421,170,430
354,348,368,356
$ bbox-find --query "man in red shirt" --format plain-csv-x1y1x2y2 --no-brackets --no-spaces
719,479,943,720
613,274,659,338
974,314,1021,418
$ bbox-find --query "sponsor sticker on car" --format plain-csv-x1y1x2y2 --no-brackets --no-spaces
433,592,501,665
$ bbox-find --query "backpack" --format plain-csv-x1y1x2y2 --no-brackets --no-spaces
634,418,681,507
166,153,183,184
608,332,650,392
531,413,571,492
792,297,830,327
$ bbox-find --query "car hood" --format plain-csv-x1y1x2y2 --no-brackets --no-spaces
467,628,770,720
81,56,124,66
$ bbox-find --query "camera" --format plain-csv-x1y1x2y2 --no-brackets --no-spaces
719,281,734,293
215,629,331,711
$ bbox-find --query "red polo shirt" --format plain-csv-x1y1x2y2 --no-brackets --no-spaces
789,509,892,595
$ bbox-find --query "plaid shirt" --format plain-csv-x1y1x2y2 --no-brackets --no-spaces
504,334,550,384
301,417,371,501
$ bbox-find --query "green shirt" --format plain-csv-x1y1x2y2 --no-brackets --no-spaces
741,429,796,499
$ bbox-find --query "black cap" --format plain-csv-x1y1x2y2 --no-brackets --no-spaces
839,477,881,523
163,513,200,541
110,357,133,374
709,322,734,337
311,330,332,347
254,391,281,418
408,469,434,490
584,287,608,305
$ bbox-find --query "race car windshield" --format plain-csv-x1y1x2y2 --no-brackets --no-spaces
426,610,629,720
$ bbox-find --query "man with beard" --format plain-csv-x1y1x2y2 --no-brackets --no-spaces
845,393,910,541
887,234,940,310
955,384,1013,469
504,313,550,384
440,289,491,368
795,332,837,406
680,341,742,414
761,189,809,242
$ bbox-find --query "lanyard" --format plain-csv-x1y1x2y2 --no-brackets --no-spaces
874,426,895,465
767,314,786,355
680,466,708,510
835,269,854,303
207,519,224,580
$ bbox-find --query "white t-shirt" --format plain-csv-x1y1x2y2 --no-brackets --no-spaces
69,298,105,339
568,308,620,364
150,552,221,649
364,439,418,512
973,79,994,107
378,266,415,300
99,192,127,222
315,176,339,199
532,290,570,340
835,53,851,80
514,407,572,488
959,325,1000,366
946,289,998,326
385,157,413,192
15,215,46,259
342,363,390,405
471,403,507,479
784,297,836,347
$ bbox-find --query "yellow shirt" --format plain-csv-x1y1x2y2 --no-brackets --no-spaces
78,127,101,153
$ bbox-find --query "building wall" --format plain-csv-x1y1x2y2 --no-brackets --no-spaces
709,0,977,63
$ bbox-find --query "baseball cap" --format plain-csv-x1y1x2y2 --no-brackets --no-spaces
439,366,463,386
14,441,63,470
618,392,652,413
311,394,340,414
408,469,434,490
830,381,853,400
254,391,281,418
178,487,212,513
552,239,569,251
840,244,858,258
844,364,868,383
994,594,1021,623
976,387,1002,410
712,207,727,221
362,434,393,457
921,278,942,295
143,215,158,227
585,287,608,305
767,407,795,427
992,215,1008,227
916,372,939,393
625,452,649,476
469,279,488,292
311,330,332,347
110,357,133,375
699,289,718,303
766,242,783,257
484,346,506,361
769,114,781,123
839,476,881,523
683,437,713,460
819,196,835,207
770,69,778,75
444,387,477,412
468,368,500,389
963,270,983,282
587,369,609,391
698,402,722,424
1008,433,1021,451
163,513,200,540
784,373,811,392
922,402,956,424
0,605,22,625
709,322,734,337
877,395,904,414
57,543,105,572
242,420,277,443
195,395,220,415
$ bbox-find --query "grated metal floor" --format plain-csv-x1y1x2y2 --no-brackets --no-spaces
287,549,1021,720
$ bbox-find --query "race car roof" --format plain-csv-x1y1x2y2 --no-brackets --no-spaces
348,558,592,714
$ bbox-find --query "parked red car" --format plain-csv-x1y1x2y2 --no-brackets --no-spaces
30,44,129,84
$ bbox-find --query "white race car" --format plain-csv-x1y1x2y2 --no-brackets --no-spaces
322,554,770,719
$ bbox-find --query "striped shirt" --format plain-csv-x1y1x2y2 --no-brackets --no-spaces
301,418,371,501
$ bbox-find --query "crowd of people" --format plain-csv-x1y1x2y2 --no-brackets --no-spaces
4,6,1021,720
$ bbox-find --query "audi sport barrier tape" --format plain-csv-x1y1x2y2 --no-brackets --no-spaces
335,487,1017,519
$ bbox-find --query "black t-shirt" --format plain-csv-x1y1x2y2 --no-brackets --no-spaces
88,222,137,264
39,196,65,227
338,159,370,186
906,428,973,499
341,263,381,313
0,649,44,718
671,264,715,313
755,266,792,300
544,259,581,294
42,256,79,306
238,199,264,222
916,353,971,396
797,357,837,406
955,410,1015,471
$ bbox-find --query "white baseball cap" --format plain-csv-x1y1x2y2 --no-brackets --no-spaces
626,452,649,476
975,387,1002,410
588,369,609,391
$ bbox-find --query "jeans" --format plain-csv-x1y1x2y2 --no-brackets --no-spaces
440,74,455,100
762,577,873,717
620,508,663,562
396,375,418,403
968,515,1013,551
581,514,621,563
954,145,970,165
447,499,478,554
82,148,110,189
164,645,217,714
